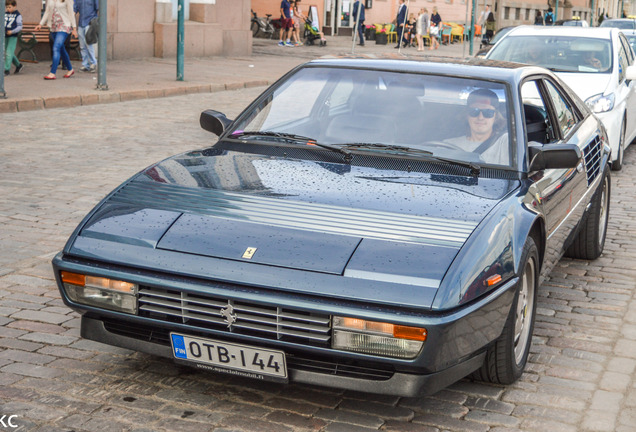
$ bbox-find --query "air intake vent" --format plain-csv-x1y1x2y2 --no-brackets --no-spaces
583,136,602,186
138,286,331,345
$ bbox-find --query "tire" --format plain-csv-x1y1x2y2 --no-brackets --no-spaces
565,169,610,260
264,23,275,39
472,237,539,385
611,120,625,171
251,21,261,38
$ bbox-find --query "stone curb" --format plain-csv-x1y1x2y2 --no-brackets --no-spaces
0,79,273,114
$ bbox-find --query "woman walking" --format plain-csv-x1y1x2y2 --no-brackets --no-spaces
36,0,77,80
416,8,430,52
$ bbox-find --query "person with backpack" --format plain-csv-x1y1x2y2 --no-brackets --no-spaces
544,7,555,25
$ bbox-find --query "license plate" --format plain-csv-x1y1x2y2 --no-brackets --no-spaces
170,333,288,381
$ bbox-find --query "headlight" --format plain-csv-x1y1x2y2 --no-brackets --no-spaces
61,271,138,314
585,93,615,113
332,316,426,359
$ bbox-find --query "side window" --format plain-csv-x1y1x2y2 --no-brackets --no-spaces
618,43,629,83
544,80,578,138
619,34,634,64
521,80,553,144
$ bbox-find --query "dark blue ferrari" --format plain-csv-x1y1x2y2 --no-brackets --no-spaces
52,57,611,396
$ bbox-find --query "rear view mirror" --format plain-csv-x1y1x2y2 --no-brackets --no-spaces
200,110,233,136
626,64,636,81
528,142,582,171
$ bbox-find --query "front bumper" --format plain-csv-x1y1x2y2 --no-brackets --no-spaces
596,108,622,162
82,316,486,396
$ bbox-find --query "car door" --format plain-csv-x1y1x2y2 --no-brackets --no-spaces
618,32,636,143
522,78,598,261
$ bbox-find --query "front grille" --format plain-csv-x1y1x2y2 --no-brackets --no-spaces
138,286,331,345
583,136,602,186
102,319,394,381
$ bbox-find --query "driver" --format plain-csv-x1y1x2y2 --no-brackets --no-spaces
582,51,602,69
445,88,509,165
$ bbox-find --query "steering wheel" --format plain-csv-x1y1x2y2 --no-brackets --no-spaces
425,141,464,152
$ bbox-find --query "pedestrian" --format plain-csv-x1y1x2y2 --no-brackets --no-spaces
37,0,77,80
278,0,294,47
534,10,544,25
479,5,490,28
544,7,554,25
484,11,496,42
4,0,24,76
352,0,365,46
430,6,441,50
395,0,408,49
74,0,98,72
416,8,429,51
291,1,303,46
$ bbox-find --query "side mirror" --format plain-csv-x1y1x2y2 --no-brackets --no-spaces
626,64,636,81
528,142,582,171
200,110,233,136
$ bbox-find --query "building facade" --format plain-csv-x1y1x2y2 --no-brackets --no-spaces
16,0,251,59
252,0,634,35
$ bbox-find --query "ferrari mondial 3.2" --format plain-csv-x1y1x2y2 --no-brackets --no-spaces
53,57,611,396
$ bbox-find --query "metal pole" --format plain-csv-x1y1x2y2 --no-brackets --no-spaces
463,0,470,58
1,6,6,98
469,0,477,55
555,0,559,23
398,0,410,55
591,0,595,26
96,0,108,90
177,0,184,81
351,0,362,53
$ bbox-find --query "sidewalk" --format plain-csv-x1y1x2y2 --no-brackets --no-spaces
0,35,473,113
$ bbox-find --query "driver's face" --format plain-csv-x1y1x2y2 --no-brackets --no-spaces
468,102,496,137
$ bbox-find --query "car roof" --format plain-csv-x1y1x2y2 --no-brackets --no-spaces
305,55,546,84
503,25,616,39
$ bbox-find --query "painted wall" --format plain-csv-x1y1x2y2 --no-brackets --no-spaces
14,0,251,59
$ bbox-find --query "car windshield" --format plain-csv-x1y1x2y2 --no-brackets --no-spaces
488,35,613,73
230,67,513,168
600,19,636,29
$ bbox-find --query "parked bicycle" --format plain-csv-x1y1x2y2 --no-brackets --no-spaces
251,10,276,39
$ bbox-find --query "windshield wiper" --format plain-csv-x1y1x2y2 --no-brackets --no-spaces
341,143,481,176
231,131,353,162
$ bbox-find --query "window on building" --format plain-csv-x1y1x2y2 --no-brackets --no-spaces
504,7,510,19
169,0,190,20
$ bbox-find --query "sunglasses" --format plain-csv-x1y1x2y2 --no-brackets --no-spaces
468,108,496,118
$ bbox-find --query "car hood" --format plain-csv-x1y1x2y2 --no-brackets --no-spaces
555,72,613,101
68,147,520,309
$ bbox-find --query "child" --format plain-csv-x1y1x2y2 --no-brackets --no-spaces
4,0,24,76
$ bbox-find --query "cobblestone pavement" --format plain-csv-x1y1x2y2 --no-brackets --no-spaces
1,86,636,432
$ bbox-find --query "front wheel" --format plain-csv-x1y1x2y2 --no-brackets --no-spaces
565,169,610,260
472,237,539,384
611,120,625,171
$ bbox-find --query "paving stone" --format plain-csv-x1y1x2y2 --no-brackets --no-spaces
264,411,326,430
0,363,63,379
412,414,489,432
314,408,384,428
464,409,521,427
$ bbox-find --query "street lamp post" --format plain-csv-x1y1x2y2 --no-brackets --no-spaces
96,0,108,90
177,0,185,81
1,7,6,98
